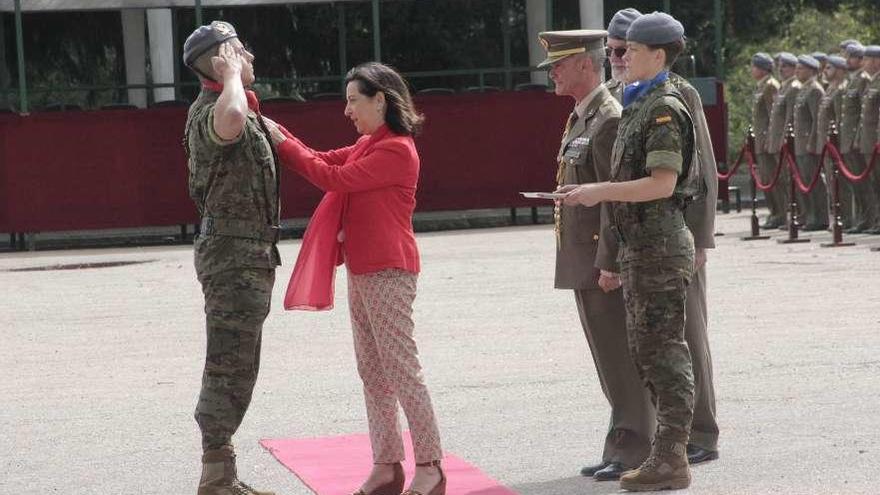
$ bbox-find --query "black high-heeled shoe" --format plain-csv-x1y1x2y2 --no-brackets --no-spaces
352,462,405,495
401,460,445,495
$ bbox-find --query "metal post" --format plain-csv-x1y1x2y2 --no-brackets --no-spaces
14,0,27,113
779,123,810,244
195,0,203,27
821,122,855,247
714,0,724,79
502,0,512,89
742,127,770,240
371,0,381,62
338,3,347,91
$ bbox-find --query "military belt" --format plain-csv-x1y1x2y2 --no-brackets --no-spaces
610,212,686,246
200,217,280,243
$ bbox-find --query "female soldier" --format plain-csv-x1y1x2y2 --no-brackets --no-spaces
559,12,698,492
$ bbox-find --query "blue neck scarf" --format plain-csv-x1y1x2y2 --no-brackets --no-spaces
623,71,669,108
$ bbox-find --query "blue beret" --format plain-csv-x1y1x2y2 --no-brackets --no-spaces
827,55,848,69
865,45,880,58
752,52,774,71
840,39,860,50
183,21,238,67
626,11,684,45
811,52,827,63
846,42,865,57
777,52,798,66
607,8,642,40
797,55,820,70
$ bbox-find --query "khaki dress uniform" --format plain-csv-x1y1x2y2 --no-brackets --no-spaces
839,68,876,232
767,76,802,227
752,74,782,226
857,73,880,232
792,76,828,229
816,77,850,227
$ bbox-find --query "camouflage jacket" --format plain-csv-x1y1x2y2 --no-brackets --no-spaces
185,90,281,277
839,69,871,154
609,78,697,259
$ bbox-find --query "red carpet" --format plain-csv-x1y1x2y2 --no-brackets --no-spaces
261,433,518,495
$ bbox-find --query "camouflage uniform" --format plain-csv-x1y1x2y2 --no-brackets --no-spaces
185,89,281,451
792,76,828,229
839,68,876,232
609,78,696,446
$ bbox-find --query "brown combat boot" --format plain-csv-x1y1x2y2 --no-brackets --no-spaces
198,445,276,495
619,439,690,492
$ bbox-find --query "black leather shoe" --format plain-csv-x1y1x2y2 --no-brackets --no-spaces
593,462,627,481
687,444,719,465
579,461,609,477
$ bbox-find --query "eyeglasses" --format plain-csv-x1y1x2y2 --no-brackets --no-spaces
606,47,627,58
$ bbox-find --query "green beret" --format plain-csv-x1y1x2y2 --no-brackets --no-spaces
183,21,238,67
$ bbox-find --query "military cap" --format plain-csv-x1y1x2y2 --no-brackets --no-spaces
751,52,774,72
183,21,238,67
811,51,827,63
777,52,798,67
537,29,607,68
626,11,684,45
827,55,848,69
607,8,642,40
797,54,820,70
846,42,865,57
864,45,880,58
839,39,860,50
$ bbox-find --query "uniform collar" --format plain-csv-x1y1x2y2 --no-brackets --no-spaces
201,80,260,113
574,84,605,118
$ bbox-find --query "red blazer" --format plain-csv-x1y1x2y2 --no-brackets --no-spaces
278,125,421,275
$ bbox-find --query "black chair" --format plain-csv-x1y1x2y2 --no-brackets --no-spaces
151,99,190,108
41,103,83,112
464,85,502,93
514,83,549,92
417,87,455,95
100,103,139,110
310,92,343,101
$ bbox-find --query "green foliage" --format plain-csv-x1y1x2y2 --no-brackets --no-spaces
725,5,878,159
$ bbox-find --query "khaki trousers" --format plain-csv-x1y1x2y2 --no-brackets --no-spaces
576,264,718,466
348,268,443,464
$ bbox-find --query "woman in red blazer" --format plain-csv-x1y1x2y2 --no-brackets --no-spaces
266,62,445,495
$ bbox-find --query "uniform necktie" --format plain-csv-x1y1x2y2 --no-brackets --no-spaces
555,111,579,248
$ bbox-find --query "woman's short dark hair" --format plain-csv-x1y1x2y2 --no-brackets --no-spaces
345,62,425,136
649,38,686,69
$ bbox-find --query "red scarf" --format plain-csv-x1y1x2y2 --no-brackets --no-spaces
201,80,260,113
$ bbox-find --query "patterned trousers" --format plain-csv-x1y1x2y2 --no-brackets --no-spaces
348,268,443,464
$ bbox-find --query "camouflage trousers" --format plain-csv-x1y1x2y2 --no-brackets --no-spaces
195,267,275,451
619,235,695,445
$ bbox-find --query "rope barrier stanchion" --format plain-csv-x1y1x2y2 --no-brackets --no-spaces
741,126,770,241
821,122,855,248
778,123,810,244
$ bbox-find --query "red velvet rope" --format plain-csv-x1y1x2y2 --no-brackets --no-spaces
716,142,747,180
824,141,879,183
785,144,825,194
748,147,785,192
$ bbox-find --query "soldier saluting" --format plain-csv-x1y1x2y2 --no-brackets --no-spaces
183,21,281,495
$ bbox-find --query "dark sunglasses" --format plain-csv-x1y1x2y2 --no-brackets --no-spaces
606,47,627,58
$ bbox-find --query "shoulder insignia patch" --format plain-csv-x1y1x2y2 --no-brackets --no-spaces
654,115,673,124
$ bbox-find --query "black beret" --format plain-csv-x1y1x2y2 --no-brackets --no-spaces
183,21,238,67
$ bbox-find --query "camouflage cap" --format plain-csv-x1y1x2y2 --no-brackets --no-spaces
625,11,684,45
607,8,642,41
751,52,774,71
827,55,848,69
183,21,238,67
537,29,607,68
797,54,820,71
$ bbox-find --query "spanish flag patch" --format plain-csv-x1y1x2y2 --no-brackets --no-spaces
655,115,673,124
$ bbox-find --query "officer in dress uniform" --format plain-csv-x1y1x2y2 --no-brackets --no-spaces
561,11,699,492
183,21,281,495
538,28,640,483
839,42,878,233
812,52,829,89
751,53,782,227
767,52,802,229
792,55,828,230
858,46,880,234
817,55,852,228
